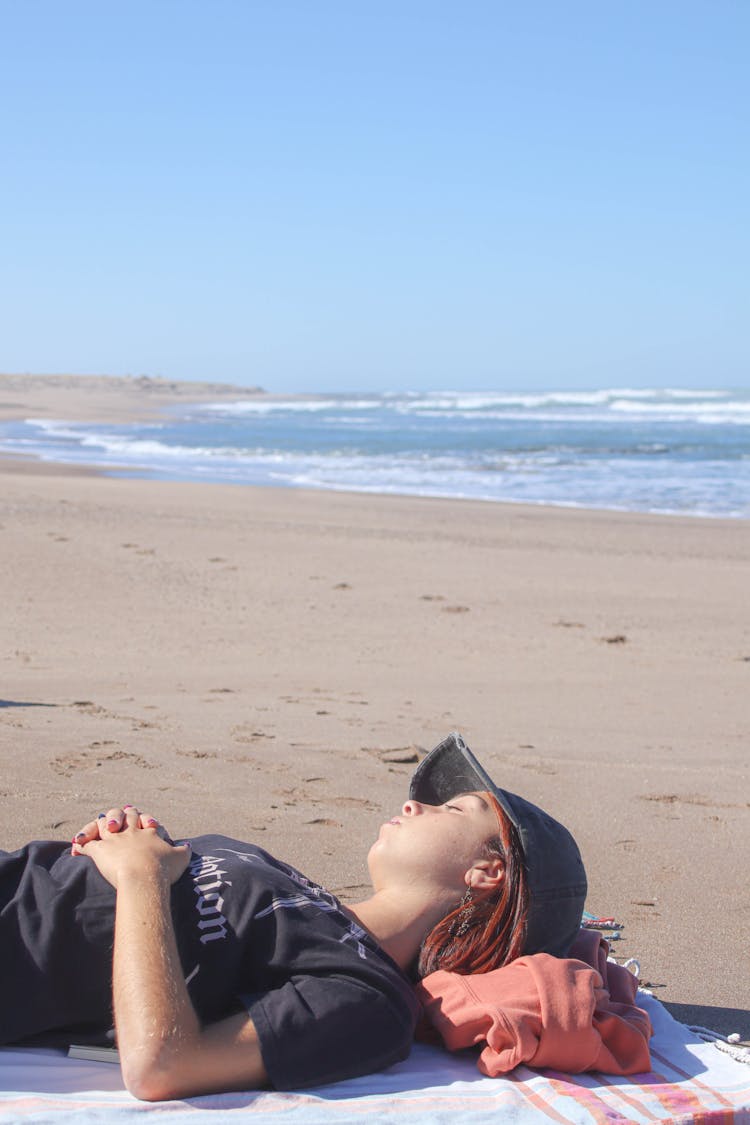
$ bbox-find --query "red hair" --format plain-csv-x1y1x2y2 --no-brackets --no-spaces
417,793,529,978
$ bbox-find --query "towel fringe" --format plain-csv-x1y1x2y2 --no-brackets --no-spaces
688,1025,750,1066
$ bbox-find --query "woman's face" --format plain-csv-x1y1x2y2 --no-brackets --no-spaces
368,791,501,897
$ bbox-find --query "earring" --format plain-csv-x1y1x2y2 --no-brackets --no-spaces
450,887,475,938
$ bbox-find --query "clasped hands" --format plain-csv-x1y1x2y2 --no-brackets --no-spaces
71,805,191,888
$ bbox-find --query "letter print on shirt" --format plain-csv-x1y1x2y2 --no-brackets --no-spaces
252,883,370,960
188,853,233,944
218,847,373,961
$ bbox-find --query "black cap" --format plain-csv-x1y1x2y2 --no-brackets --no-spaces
409,732,587,957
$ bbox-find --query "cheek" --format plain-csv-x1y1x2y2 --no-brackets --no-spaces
442,822,481,857
429,829,479,878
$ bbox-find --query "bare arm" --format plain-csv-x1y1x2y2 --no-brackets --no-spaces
80,809,268,1101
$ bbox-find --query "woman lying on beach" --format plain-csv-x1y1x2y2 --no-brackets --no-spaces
0,733,586,1101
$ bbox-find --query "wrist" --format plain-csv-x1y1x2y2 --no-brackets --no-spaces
117,859,172,893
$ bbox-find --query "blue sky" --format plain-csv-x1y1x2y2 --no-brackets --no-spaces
1,1,747,392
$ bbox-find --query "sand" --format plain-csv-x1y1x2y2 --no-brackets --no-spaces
0,372,264,423
1,375,748,1039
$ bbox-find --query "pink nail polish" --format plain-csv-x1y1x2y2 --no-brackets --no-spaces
107,819,119,831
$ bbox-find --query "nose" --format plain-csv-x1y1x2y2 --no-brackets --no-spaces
401,799,429,816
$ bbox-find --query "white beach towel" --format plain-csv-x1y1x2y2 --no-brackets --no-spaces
1,993,748,1124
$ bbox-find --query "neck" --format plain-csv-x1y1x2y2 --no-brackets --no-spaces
345,887,455,973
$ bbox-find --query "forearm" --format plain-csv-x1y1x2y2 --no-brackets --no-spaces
112,861,268,1101
113,864,200,1099
80,809,267,1099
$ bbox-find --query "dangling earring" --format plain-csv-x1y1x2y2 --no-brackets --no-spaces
450,887,475,937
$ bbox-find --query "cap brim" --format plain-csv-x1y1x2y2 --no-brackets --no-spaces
409,732,519,832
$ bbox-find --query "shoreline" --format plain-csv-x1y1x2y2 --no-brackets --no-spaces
2,374,747,523
3,449,748,531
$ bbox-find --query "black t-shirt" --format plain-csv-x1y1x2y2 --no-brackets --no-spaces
0,836,419,1089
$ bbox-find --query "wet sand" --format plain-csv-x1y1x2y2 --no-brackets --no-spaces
1,375,748,1038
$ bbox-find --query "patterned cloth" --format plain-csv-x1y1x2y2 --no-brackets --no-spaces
0,993,748,1123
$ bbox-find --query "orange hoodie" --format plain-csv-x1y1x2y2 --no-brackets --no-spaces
415,930,652,1076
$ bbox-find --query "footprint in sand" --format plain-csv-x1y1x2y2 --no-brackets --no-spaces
419,596,467,613
332,883,370,900
517,759,558,775
639,793,747,809
275,786,379,813
363,745,425,765
104,749,153,767
327,796,379,811
120,543,155,556
71,701,109,715
51,749,153,778
231,724,276,743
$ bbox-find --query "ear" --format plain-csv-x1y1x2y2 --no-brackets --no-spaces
464,856,505,896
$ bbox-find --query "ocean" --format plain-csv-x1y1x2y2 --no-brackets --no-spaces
2,387,749,518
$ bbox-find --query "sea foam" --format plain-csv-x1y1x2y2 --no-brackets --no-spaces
1,388,747,518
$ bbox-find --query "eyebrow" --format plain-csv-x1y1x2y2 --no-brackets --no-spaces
454,791,490,811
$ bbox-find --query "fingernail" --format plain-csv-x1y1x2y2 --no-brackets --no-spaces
146,818,158,826
75,832,86,841
97,813,106,819
123,804,133,810
107,819,119,831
